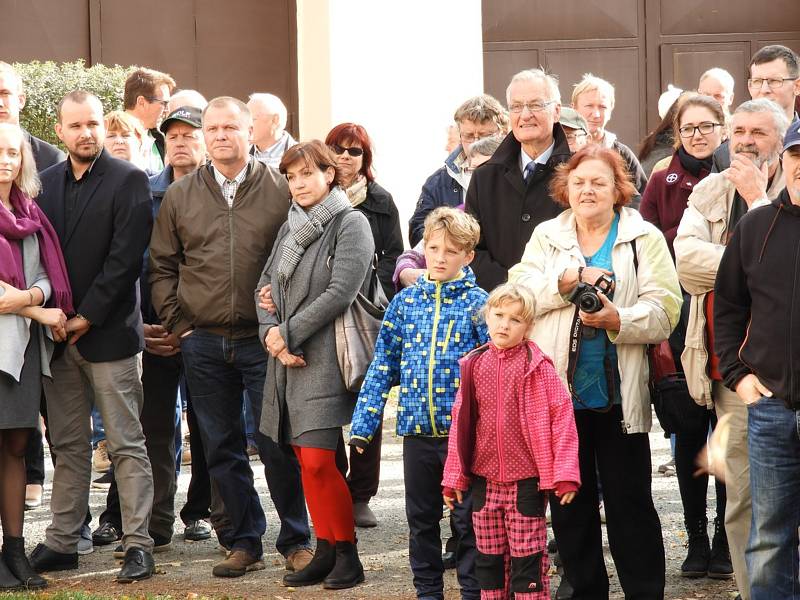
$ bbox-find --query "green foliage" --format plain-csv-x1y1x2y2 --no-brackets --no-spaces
13,60,135,148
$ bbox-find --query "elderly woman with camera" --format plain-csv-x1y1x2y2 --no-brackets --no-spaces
508,144,681,598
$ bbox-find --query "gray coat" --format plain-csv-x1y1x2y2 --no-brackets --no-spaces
256,208,375,442
0,234,54,381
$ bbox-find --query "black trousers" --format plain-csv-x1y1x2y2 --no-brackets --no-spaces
179,380,211,525
403,436,479,600
24,412,45,485
675,411,726,523
550,405,665,600
335,414,382,504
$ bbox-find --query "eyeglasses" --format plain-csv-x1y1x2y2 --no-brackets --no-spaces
747,77,798,90
459,130,499,143
146,97,169,108
509,100,555,114
331,144,364,157
564,132,588,142
678,122,722,138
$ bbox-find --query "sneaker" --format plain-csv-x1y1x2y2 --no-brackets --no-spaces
181,434,191,466
114,534,172,559
24,484,43,510
184,519,212,541
78,524,94,555
246,444,259,461
91,470,113,489
92,440,112,473
657,457,675,476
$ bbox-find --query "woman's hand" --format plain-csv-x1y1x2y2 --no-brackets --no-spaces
34,307,68,341
276,348,306,368
558,267,613,295
265,326,287,357
258,284,276,314
443,489,463,511
579,292,620,332
0,281,31,314
399,268,425,288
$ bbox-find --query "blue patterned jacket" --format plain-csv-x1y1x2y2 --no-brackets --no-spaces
350,267,488,442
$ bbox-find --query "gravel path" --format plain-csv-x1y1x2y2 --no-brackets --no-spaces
24,404,740,599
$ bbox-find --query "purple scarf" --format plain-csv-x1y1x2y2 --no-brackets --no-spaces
0,186,74,314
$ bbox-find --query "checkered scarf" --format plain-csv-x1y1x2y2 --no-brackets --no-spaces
277,186,351,290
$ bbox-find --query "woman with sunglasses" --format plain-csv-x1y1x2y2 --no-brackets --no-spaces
639,94,733,580
324,123,403,529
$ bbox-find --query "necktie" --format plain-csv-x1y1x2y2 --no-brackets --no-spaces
524,162,538,182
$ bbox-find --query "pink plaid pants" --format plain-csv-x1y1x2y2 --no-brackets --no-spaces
471,477,550,600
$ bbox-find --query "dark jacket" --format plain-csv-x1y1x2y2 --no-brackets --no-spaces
465,125,571,291
149,158,290,339
357,181,404,300
640,151,709,257
36,149,153,362
140,165,174,324
714,190,800,410
408,146,465,246
613,138,648,199
25,130,65,173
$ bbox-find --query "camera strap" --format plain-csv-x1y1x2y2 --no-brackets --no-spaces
566,304,616,413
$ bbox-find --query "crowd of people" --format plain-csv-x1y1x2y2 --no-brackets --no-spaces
0,41,798,600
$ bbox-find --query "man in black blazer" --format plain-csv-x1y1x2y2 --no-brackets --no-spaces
29,90,156,583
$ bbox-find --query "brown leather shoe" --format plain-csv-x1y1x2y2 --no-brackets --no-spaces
285,547,313,572
212,550,265,578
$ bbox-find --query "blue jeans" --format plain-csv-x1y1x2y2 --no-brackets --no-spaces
180,330,310,557
747,397,800,599
91,405,105,448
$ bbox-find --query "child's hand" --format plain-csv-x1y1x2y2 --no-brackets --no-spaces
559,491,576,505
443,489,462,511
354,446,364,454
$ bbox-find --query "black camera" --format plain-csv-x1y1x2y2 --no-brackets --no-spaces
568,273,614,314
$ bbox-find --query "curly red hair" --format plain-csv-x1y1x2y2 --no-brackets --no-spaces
549,145,637,208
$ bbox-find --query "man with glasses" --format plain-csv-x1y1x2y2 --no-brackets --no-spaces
674,98,789,600
465,68,571,291
713,45,799,172
407,94,508,246
123,67,176,173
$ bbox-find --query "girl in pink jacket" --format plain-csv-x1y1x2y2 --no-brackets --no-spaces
443,282,580,599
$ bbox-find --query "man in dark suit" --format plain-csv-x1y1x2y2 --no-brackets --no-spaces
28,90,156,583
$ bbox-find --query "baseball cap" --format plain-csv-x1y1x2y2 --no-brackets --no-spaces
160,106,202,134
559,107,588,133
782,119,800,153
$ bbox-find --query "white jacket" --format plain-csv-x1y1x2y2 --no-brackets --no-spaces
508,207,682,434
673,169,784,407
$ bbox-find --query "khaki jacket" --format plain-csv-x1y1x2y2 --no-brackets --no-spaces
149,159,290,338
673,168,784,407
509,207,682,434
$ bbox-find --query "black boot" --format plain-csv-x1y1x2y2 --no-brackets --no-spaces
707,517,734,579
681,517,710,577
0,553,21,591
2,537,45,590
282,539,336,587
322,540,365,590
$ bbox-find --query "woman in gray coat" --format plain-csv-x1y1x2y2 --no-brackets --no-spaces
0,124,72,590
256,140,373,591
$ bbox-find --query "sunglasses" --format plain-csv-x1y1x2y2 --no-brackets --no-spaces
331,144,364,157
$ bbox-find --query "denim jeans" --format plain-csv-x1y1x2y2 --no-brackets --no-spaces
180,330,310,557
747,397,800,599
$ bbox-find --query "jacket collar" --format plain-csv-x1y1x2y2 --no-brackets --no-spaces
149,165,174,196
417,266,478,295
540,206,650,253
357,181,391,215
62,149,111,246
489,124,572,171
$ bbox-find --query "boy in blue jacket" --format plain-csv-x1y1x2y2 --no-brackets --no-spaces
350,207,489,600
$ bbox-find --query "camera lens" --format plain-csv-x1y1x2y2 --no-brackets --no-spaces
579,292,602,313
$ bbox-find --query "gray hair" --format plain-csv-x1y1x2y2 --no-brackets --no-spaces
247,93,288,130
732,98,790,140
699,67,735,94
506,69,561,106
169,89,208,111
468,135,503,159
0,123,40,198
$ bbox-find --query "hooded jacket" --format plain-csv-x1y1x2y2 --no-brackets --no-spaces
508,207,682,433
673,170,783,407
715,189,800,410
350,267,488,443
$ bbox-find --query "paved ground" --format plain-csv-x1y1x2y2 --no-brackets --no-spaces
25,403,740,599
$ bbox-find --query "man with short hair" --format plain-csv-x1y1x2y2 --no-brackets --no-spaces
0,62,64,171
674,98,790,600
29,91,155,583
571,73,648,194
698,67,735,114
559,106,590,153
408,94,508,246
168,89,208,113
713,45,800,171
465,69,570,291
123,67,176,172
149,96,311,578
713,118,800,600
247,93,296,168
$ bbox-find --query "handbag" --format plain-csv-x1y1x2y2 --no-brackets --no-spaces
327,211,389,392
630,239,707,435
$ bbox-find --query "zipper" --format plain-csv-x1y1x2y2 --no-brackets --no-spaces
441,321,455,354
228,205,236,337
496,352,505,480
427,281,442,436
